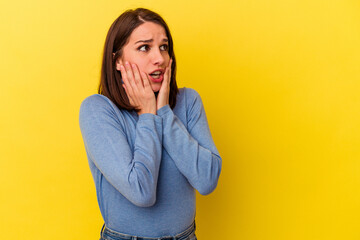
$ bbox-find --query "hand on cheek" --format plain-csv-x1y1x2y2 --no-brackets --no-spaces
156,59,172,110
119,61,156,115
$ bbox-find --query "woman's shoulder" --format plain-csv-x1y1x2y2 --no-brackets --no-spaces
80,94,119,113
177,87,203,109
79,94,125,122
178,87,200,99
79,94,130,135
81,94,113,108
178,87,201,104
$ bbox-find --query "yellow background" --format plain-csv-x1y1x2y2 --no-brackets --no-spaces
1,0,359,239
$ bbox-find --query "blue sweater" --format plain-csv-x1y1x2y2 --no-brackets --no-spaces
79,87,222,237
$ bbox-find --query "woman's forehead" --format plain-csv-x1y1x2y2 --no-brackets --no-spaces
129,22,167,42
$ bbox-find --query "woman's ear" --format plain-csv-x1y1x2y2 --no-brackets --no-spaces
114,54,123,71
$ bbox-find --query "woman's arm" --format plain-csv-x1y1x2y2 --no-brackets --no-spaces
157,88,222,195
79,95,162,207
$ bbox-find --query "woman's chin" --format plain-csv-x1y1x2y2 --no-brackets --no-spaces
150,83,162,92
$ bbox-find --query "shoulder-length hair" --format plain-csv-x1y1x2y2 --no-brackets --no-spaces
98,8,178,111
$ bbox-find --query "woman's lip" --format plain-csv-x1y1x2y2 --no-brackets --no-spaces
149,69,164,75
148,73,164,83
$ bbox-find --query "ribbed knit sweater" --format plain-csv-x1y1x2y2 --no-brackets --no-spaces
79,87,221,237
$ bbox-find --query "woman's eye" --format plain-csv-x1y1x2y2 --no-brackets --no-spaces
160,45,168,51
138,45,150,52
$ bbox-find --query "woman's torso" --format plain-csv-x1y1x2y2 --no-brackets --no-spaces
82,88,197,237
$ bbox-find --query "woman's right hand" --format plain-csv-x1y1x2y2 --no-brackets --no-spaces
120,62,156,115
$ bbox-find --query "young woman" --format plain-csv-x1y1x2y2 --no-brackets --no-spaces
79,8,222,240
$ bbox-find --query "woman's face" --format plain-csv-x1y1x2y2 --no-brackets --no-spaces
116,21,170,92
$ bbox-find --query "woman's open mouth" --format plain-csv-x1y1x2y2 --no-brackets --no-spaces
148,70,164,83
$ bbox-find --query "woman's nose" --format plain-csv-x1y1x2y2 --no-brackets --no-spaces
151,48,165,65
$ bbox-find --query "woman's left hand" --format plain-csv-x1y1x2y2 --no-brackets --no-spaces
156,59,172,110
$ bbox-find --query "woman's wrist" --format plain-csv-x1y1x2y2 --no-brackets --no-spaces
138,108,156,115
157,101,169,110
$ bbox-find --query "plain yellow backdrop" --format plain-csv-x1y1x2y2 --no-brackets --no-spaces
1,0,360,239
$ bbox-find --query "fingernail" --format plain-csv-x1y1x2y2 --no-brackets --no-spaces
125,61,129,66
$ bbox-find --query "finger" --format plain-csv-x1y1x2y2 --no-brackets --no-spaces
122,84,135,106
164,58,172,86
141,71,151,89
125,62,138,92
120,64,138,106
168,58,173,71
132,64,144,88
168,58,172,81
120,64,133,94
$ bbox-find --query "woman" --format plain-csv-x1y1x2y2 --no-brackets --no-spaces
79,8,222,240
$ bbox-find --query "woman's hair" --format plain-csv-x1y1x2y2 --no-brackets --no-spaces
98,8,178,111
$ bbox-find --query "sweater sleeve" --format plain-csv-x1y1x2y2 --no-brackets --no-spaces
79,95,163,207
156,89,222,195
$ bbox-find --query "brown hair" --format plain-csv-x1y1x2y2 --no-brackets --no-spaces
98,8,178,111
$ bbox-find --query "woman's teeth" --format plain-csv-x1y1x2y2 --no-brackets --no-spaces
150,71,161,78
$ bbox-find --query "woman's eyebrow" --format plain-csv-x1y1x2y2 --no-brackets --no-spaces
135,39,153,44
135,38,168,44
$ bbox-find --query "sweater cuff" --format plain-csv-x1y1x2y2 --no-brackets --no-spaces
156,105,171,116
138,113,162,124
